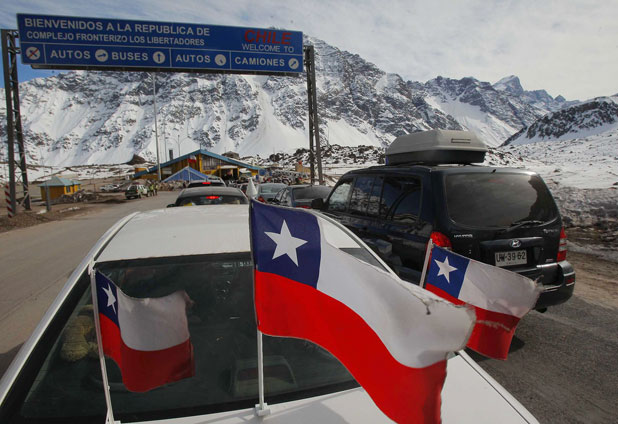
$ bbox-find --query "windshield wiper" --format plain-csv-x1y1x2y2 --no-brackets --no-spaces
498,219,544,233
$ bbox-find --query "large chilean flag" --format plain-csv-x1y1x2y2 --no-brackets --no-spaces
424,246,541,360
95,271,195,392
250,200,474,424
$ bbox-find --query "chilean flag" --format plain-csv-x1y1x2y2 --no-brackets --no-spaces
424,246,541,360
250,200,474,424
94,271,195,392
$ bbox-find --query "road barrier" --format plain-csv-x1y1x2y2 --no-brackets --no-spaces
4,183,14,218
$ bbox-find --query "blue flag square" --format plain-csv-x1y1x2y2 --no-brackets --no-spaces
250,200,321,288
426,246,470,299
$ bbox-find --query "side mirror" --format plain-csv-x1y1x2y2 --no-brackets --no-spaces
311,198,325,210
167,204,176,208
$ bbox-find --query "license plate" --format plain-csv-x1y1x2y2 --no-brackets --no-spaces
495,250,527,267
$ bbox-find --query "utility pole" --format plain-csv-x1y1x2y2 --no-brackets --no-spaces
152,72,162,180
176,134,184,158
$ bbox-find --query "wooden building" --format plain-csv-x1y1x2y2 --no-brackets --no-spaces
39,176,82,202
133,149,262,181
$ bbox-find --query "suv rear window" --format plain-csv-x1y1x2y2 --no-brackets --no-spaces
445,173,559,228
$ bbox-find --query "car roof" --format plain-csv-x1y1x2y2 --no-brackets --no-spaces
97,206,250,262
343,164,537,177
178,186,245,197
258,182,287,187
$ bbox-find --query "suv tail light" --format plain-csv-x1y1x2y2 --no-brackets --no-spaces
257,196,266,203
430,231,452,249
557,227,567,262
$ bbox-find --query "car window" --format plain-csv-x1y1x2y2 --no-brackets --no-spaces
391,179,421,223
348,176,375,216
445,173,559,228
326,179,352,212
366,177,382,217
258,184,286,194
379,176,421,219
292,186,330,200
11,253,356,423
177,195,248,206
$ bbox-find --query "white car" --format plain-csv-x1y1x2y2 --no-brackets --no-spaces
0,206,538,423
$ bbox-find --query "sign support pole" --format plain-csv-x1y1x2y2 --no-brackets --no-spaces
2,29,31,214
304,46,323,185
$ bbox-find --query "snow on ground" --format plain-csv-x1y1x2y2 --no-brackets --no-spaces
500,130,618,189
0,163,136,186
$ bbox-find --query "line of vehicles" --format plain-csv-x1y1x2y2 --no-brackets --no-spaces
0,130,574,423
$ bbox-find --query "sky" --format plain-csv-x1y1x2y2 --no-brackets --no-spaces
1,0,617,101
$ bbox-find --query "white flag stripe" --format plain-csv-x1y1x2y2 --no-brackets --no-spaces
316,219,474,369
117,290,190,351
459,259,540,318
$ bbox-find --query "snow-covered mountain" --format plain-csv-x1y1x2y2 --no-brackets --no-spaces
0,35,614,173
492,75,576,113
503,96,618,145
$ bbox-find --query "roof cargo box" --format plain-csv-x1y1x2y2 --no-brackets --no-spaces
386,130,487,165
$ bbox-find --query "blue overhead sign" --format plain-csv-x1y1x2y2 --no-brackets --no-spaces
17,14,304,74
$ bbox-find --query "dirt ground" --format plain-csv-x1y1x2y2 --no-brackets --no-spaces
568,251,618,309
0,193,125,233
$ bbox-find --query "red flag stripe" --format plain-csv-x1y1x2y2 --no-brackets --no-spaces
255,270,446,424
425,284,521,360
99,314,195,392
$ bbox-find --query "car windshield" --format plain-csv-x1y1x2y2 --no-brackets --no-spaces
445,172,559,228
14,252,357,423
293,186,330,200
258,184,286,194
177,195,248,206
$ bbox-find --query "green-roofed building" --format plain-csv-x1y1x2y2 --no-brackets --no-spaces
39,176,82,202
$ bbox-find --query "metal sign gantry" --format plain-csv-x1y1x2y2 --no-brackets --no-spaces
3,15,325,216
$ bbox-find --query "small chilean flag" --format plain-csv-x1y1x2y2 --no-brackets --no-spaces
94,271,195,392
250,200,474,424
424,246,541,360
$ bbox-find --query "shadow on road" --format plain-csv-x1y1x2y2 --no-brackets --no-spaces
465,335,526,362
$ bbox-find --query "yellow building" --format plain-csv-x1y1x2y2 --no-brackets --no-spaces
133,149,262,180
39,176,82,202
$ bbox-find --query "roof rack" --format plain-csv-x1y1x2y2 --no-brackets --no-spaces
385,130,487,165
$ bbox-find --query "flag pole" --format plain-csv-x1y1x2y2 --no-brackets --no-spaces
419,239,434,289
255,329,270,416
249,200,270,417
89,262,116,424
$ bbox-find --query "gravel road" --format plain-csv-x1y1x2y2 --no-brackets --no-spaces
474,251,618,424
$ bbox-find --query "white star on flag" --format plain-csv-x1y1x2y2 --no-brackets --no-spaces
102,283,117,314
435,257,458,283
265,220,307,266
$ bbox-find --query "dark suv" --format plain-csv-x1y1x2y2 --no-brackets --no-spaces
316,132,575,310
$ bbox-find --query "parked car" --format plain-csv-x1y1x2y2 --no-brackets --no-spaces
124,184,148,199
314,130,575,310
0,205,538,423
100,184,118,192
168,186,248,207
256,183,287,203
272,184,332,208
